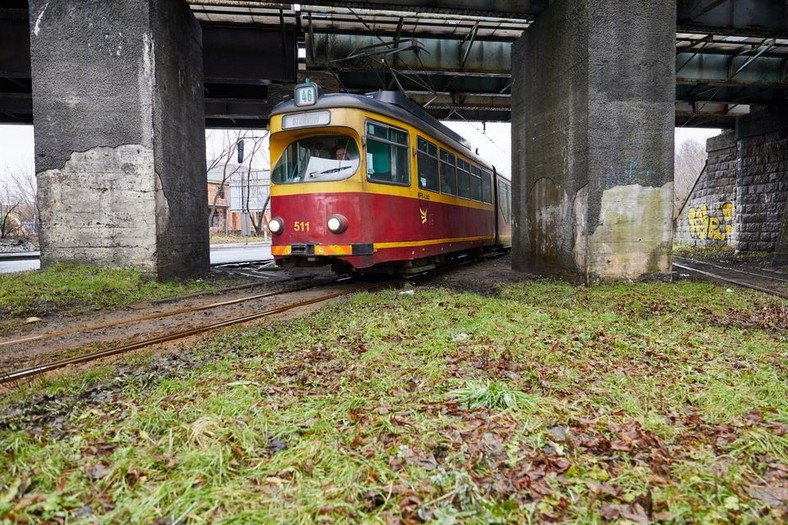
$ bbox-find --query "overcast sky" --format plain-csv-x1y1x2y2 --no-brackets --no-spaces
0,123,721,183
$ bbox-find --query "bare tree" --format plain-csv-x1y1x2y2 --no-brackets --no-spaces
7,165,37,233
206,130,246,231
0,164,37,239
240,132,271,238
0,182,22,239
674,139,707,218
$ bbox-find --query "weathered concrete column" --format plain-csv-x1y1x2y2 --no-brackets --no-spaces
511,0,676,283
29,0,208,278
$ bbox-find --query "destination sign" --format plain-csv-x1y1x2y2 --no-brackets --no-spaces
282,110,331,130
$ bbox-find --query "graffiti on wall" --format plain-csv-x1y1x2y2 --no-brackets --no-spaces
688,202,734,241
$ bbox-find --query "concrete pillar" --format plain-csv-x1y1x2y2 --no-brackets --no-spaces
29,0,209,278
511,0,676,283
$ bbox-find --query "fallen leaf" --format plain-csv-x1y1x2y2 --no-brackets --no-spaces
85,463,109,481
745,485,788,509
548,425,569,442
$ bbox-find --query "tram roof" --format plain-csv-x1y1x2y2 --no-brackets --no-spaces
271,89,499,171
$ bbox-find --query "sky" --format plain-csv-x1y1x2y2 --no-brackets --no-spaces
0,123,722,184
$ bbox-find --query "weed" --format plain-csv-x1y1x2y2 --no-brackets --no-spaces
449,380,537,410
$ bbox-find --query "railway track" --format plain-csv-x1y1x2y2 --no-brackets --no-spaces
0,252,507,386
9,251,780,387
673,257,788,299
0,278,382,385
0,274,339,349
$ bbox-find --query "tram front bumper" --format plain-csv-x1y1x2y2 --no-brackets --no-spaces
272,243,374,257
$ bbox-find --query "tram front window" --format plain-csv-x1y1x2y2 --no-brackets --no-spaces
272,136,360,184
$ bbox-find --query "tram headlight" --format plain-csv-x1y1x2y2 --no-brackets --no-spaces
268,217,284,235
326,214,348,234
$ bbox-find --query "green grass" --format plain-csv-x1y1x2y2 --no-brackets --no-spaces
209,233,268,245
0,280,786,523
0,263,250,321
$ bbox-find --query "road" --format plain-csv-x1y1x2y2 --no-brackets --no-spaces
0,243,273,274
210,242,272,264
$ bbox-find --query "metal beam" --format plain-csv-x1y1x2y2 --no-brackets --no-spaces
676,50,785,86
262,1,545,19
202,26,298,84
309,34,511,74
677,0,788,37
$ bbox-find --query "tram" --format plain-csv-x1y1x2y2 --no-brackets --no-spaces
267,83,512,274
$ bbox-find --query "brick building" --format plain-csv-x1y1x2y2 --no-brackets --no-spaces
208,165,271,236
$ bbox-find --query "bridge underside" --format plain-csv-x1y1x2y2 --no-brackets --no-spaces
2,0,788,127
3,0,788,281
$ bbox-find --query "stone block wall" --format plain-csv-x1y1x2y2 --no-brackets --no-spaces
735,110,788,253
675,132,736,245
674,108,788,257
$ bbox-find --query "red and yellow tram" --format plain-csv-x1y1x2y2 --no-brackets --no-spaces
267,83,511,274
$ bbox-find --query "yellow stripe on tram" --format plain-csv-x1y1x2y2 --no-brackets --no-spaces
374,236,493,250
314,245,353,256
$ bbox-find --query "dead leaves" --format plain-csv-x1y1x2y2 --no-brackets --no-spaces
600,501,672,524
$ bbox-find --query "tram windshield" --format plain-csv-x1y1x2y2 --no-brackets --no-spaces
271,135,360,184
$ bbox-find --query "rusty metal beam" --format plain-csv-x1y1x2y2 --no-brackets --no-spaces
264,1,545,19
677,0,788,37
309,34,511,74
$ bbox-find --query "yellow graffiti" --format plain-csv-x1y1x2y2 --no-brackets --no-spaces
688,202,734,241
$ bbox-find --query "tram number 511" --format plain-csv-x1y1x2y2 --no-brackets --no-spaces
294,221,310,232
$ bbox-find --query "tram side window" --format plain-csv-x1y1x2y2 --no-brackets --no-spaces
457,159,472,199
366,121,409,185
470,165,482,201
417,138,439,192
498,180,511,222
439,150,457,195
481,170,492,203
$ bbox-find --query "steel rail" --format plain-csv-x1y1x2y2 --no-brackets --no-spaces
673,262,788,300
0,284,373,385
674,257,788,285
0,277,349,348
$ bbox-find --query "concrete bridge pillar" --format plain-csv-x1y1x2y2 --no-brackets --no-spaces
511,0,676,283
28,0,209,278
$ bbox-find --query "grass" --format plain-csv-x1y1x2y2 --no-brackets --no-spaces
209,233,269,245
449,380,540,411
0,280,786,523
0,263,251,325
